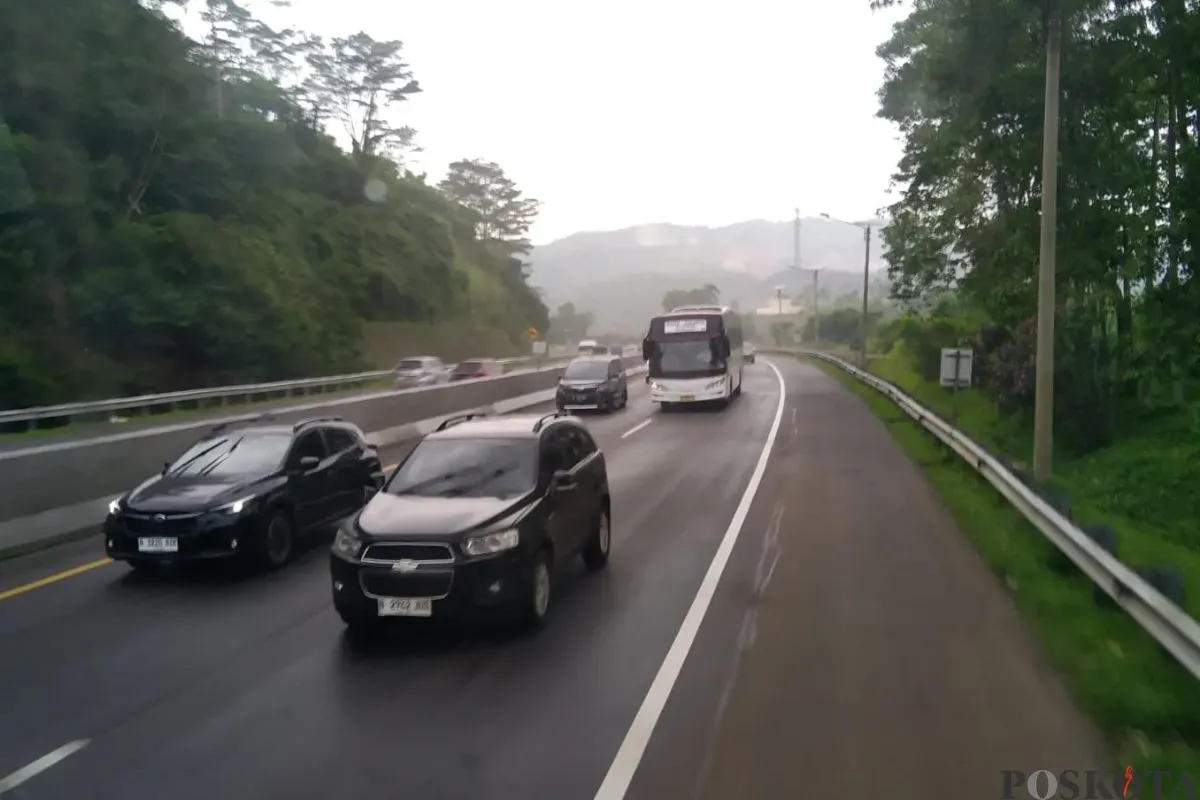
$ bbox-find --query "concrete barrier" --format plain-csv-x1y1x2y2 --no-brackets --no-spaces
0,359,644,556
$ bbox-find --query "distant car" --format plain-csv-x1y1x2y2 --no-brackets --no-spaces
745,343,756,364
577,339,599,355
104,416,385,572
329,411,612,635
556,355,628,413
449,358,504,382
394,356,448,389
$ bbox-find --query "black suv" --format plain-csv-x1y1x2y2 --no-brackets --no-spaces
555,355,628,413
104,415,385,571
329,411,611,635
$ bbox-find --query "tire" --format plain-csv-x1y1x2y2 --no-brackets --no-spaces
518,549,554,632
253,511,295,570
581,507,611,571
338,606,382,639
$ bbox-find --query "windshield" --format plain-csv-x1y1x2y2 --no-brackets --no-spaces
386,438,535,498
651,339,725,378
166,434,291,478
396,359,423,371
563,361,609,381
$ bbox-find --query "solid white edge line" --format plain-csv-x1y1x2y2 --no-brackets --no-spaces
620,419,653,439
0,739,90,792
592,359,787,800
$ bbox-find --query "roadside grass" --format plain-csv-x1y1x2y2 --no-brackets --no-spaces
800,353,1200,777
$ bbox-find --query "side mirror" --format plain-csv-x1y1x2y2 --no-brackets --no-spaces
551,470,577,491
641,341,651,362
297,455,320,471
162,461,170,475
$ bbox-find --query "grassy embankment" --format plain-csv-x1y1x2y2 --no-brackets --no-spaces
800,346,1200,775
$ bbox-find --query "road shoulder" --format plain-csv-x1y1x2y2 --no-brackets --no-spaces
623,357,1107,800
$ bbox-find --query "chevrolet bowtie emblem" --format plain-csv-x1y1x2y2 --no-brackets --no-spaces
391,559,419,573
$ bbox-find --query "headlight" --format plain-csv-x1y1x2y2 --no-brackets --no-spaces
649,381,664,391
107,497,122,515
705,378,725,390
214,495,255,514
462,528,519,557
332,526,363,559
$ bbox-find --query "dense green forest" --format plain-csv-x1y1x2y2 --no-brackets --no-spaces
0,0,548,409
871,0,1200,455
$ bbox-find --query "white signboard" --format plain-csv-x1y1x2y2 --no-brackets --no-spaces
663,318,708,334
531,341,548,355
939,347,973,388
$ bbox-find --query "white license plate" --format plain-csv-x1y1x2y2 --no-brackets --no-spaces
680,394,695,402
138,537,178,553
377,598,433,617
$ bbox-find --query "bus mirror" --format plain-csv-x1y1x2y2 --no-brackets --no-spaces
641,340,651,361
724,338,732,358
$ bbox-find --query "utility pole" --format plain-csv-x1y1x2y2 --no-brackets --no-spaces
776,285,785,315
793,208,801,272
1033,0,1062,482
860,225,871,368
811,268,824,346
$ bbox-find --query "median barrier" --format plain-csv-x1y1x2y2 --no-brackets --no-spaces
0,359,644,557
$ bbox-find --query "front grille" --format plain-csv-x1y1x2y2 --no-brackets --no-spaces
360,572,452,598
122,514,198,537
362,542,454,563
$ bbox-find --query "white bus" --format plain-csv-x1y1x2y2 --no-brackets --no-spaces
641,305,745,410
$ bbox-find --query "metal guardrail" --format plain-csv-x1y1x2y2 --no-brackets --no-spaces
0,355,572,428
795,349,1200,682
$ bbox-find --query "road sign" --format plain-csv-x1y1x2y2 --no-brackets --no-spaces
526,327,539,340
939,347,973,389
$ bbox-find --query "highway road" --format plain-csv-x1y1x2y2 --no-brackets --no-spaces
0,357,1104,800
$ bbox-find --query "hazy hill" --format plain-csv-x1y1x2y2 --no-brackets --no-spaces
528,217,890,334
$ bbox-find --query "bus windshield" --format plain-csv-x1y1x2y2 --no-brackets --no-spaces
650,338,725,378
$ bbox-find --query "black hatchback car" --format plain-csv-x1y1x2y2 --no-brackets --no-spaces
555,355,628,413
329,411,612,635
104,415,385,571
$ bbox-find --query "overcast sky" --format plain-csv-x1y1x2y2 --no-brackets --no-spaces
179,0,908,244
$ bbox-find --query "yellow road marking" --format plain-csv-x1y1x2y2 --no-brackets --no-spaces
0,558,113,602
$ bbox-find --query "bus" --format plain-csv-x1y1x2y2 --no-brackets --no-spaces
641,305,744,410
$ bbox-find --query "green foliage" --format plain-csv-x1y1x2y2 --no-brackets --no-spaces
546,302,594,344
0,0,547,407
661,284,720,311
875,0,1200,452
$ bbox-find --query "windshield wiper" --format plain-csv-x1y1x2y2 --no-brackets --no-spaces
439,463,519,497
390,464,488,496
166,439,229,477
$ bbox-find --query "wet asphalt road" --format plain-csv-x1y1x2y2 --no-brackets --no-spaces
0,358,1104,800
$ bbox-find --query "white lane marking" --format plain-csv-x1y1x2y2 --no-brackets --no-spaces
593,359,787,799
620,419,653,439
0,740,90,792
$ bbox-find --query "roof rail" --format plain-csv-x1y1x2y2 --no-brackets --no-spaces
209,412,275,436
668,304,725,313
436,412,489,432
293,415,345,431
532,410,570,433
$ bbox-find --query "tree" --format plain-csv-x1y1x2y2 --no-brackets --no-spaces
438,159,540,253
868,0,1200,451
548,302,595,344
661,284,721,311
0,0,546,409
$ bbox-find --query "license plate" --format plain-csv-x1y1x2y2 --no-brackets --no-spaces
377,598,433,617
138,537,178,553
680,394,695,402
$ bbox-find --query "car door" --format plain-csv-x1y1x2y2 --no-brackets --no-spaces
562,426,603,541
285,430,332,529
538,428,584,564
322,426,364,518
